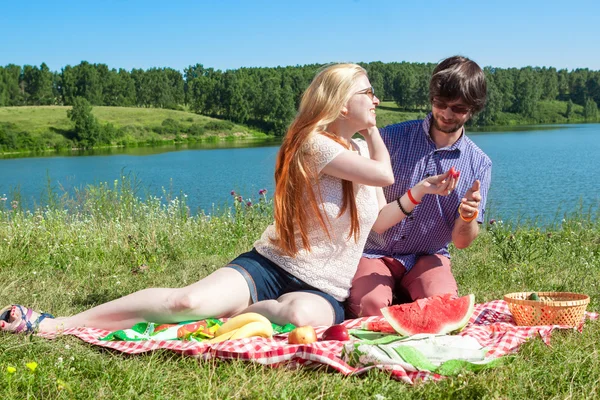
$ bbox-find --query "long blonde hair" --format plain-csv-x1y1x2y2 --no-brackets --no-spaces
273,63,367,256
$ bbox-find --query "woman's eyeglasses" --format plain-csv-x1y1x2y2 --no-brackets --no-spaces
355,86,376,100
432,99,471,115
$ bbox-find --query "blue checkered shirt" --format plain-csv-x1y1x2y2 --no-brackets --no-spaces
363,114,492,271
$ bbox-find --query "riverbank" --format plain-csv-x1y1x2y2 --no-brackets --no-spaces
0,183,598,398
2,99,599,156
0,106,269,155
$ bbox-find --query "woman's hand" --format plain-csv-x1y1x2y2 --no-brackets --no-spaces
357,126,380,139
410,169,459,202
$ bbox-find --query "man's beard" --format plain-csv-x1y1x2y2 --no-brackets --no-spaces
432,115,464,134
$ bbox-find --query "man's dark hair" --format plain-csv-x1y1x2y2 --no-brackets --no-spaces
429,56,487,113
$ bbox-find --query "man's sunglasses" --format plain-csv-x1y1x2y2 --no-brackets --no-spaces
355,86,376,100
432,99,471,115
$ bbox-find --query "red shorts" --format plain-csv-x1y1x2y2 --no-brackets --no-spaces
346,254,458,318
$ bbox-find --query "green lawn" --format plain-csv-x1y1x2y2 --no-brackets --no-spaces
0,106,251,134
0,181,598,398
0,106,269,155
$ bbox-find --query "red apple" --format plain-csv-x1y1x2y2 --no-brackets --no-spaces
288,326,317,344
321,324,350,341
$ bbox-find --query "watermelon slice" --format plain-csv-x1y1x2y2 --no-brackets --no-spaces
361,320,396,333
380,293,475,336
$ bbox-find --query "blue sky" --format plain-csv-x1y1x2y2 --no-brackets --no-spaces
1,0,599,72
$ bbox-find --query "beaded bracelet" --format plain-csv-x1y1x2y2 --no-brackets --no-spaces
396,196,412,217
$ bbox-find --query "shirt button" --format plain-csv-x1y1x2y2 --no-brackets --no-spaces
408,216,414,220
424,173,431,178
401,235,406,240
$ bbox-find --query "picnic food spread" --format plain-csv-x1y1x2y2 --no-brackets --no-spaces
74,292,595,382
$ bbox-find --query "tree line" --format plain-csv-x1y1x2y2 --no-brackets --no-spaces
1,61,599,134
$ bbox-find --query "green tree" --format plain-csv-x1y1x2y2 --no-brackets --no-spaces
566,99,574,119
67,97,100,146
513,67,542,118
583,97,598,120
392,65,416,109
473,69,503,125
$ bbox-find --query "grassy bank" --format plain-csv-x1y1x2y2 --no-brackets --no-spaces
377,99,596,129
2,98,598,157
0,106,269,155
0,180,598,398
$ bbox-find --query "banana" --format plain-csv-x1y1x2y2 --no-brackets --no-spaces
207,328,239,343
229,321,273,340
215,312,272,337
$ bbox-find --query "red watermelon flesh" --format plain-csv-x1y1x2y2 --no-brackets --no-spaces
361,320,396,333
380,293,475,336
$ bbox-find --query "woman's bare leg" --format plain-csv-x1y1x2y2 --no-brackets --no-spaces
240,292,336,327
2,268,251,334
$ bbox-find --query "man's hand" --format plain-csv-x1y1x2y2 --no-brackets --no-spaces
459,180,481,220
453,180,481,249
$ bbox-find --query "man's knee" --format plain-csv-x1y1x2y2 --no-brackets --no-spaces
347,291,392,318
403,255,458,300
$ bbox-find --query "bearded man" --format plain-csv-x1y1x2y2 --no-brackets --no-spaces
347,55,492,317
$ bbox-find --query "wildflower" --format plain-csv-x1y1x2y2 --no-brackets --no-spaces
6,366,16,374
230,190,236,196
57,378,73,393
25,362,38,372
0,197,7,201
11,200,18,209
489,219,496,225
64,344,71,350
547,233,553,238
237,196,243,202
56,357,64,364
259,188,267,195
246,201,252,207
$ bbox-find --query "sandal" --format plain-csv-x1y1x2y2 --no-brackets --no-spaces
0,305,54,334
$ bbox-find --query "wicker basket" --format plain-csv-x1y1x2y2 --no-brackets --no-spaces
504,292,590,327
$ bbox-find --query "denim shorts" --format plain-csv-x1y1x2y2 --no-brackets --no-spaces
225,248,345,324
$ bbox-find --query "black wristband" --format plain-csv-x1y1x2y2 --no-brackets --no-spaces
396,196,412,217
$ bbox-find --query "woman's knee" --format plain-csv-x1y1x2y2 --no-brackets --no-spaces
280,299,330,326
167,289,203,314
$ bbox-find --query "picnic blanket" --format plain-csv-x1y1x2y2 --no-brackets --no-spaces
38,300,598,384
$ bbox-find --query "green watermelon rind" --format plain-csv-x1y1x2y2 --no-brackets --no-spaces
380,294,475,336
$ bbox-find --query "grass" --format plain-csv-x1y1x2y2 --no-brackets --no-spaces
0,180,599,399
0,106,270,155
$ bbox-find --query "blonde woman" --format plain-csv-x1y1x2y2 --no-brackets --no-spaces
2,64,455,333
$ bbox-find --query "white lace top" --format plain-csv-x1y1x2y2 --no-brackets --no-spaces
254,133,380,301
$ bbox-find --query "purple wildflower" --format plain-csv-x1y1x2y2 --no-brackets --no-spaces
246,201,252,207
230,190,236,196
489,219,496,225
237,196,243,202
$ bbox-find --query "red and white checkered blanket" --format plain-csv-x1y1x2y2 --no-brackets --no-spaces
40,300,598,384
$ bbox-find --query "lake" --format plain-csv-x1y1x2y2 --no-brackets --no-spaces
1,124,599,225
